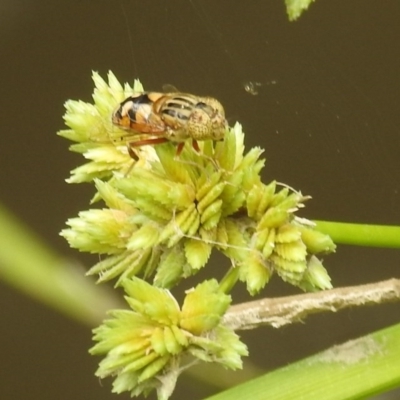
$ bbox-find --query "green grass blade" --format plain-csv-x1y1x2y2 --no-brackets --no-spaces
0,203,120,326
285,0,317,21
206,322,400,400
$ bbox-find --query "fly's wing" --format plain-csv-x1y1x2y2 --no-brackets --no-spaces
162,84,179,93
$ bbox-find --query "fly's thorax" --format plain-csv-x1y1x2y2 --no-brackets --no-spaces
157,94,199,130
164,127,190,142
158,93,198,143
159,94,227,141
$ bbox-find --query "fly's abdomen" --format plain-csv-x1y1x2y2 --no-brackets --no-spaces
112,93,165,133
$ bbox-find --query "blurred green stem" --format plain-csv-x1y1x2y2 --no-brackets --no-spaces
219,266,240,293
0,203,121,326
314,220,400,248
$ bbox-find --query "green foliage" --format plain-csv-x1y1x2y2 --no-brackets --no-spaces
206,323,400,400
285,0,317,21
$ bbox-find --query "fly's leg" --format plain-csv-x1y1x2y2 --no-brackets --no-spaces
127,137,170,160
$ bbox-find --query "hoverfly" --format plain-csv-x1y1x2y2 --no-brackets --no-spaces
112,88,227,159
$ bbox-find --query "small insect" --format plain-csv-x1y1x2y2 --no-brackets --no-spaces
112,89,227,159
242,80,277,95
243,81,262,95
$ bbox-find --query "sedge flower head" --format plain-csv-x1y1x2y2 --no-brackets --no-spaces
59,72,337,399
59,72,335,294
90,278,247,399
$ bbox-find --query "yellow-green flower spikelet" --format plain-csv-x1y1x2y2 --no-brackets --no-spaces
90,278,247,399
59,72,336,294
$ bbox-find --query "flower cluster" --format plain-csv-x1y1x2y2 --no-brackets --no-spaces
91,278,246,399
60,72,335,293
59,72,336,398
